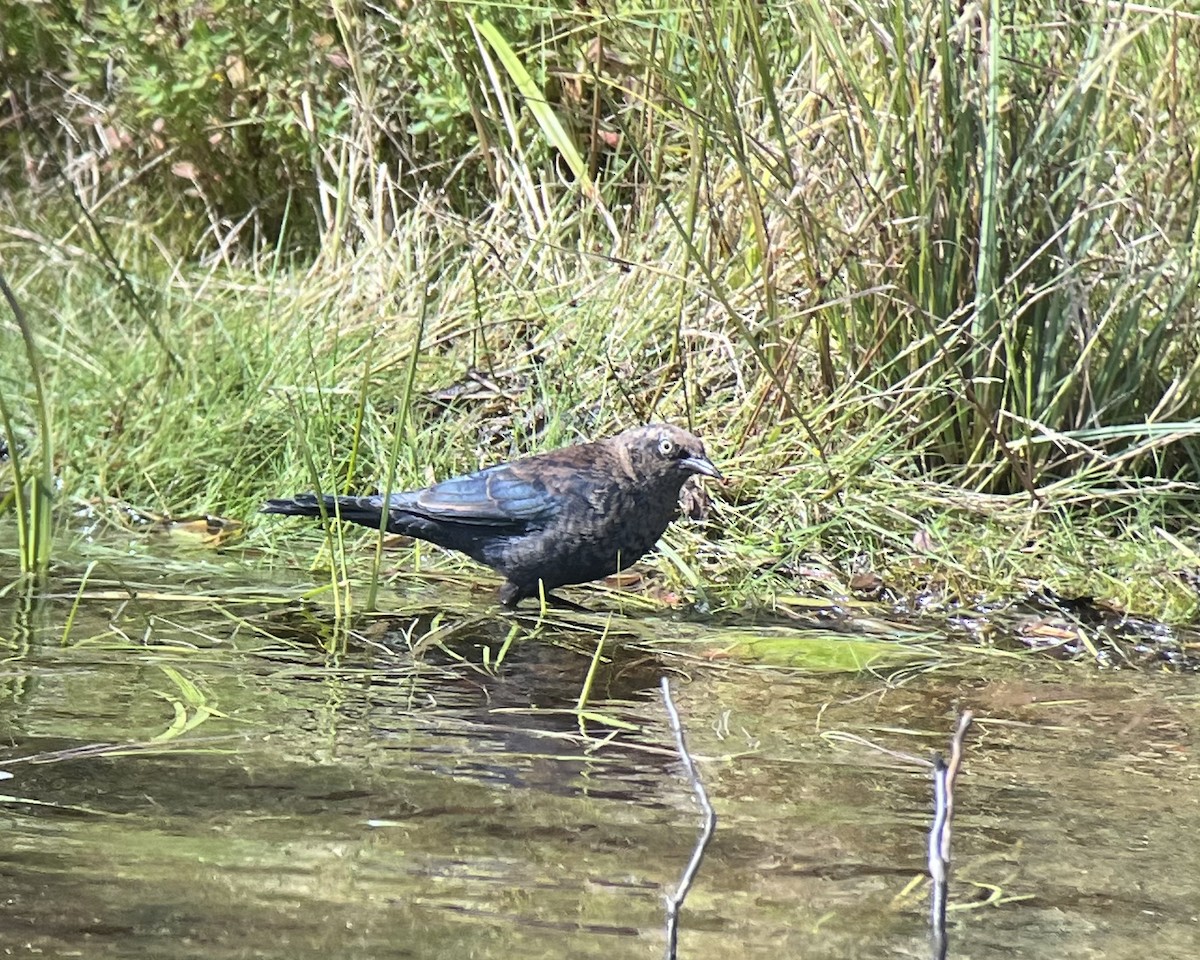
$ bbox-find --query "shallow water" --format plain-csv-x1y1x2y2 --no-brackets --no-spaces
2,544,1199,958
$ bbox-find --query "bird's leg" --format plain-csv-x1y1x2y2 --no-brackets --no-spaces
497,581,523,607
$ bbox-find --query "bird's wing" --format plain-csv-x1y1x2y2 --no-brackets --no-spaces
389,463,561,528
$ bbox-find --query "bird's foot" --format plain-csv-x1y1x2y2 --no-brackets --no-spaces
540,592,591,613
498,580,591,613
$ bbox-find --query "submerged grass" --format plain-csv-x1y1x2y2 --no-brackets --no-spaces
1,0,1199,627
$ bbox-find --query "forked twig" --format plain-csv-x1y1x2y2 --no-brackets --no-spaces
929,710,973,960
661,677,717,960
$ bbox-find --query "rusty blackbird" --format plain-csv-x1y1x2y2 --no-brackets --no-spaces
262,423,721,605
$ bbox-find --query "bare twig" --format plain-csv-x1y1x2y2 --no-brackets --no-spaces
929,710,973,960
661,677,717,960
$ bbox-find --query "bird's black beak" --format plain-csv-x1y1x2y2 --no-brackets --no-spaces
681,455,723,480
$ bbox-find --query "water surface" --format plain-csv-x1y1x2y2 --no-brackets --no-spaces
2,544,1198,958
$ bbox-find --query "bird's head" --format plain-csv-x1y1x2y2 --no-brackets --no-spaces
617,424,722,483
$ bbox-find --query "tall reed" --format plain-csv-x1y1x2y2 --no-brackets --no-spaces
0,271,53,573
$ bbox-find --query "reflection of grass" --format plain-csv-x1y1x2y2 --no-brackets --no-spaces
0,789,123,818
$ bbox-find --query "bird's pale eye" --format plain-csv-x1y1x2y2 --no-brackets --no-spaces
658,436,676,457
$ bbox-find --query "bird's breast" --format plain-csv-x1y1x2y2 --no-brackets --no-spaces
487,475,686,590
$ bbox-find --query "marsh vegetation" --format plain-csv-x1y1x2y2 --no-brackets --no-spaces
2,0,1198,620
3,4,1200,954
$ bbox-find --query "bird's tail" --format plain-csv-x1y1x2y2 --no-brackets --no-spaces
261,494,388,530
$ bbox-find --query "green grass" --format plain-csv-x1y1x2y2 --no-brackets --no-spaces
0,229,1195,622
2,0,1199,624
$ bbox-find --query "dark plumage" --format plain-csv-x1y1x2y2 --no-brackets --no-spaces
262,424,721,605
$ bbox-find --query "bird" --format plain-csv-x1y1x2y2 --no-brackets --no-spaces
261,423,722,606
